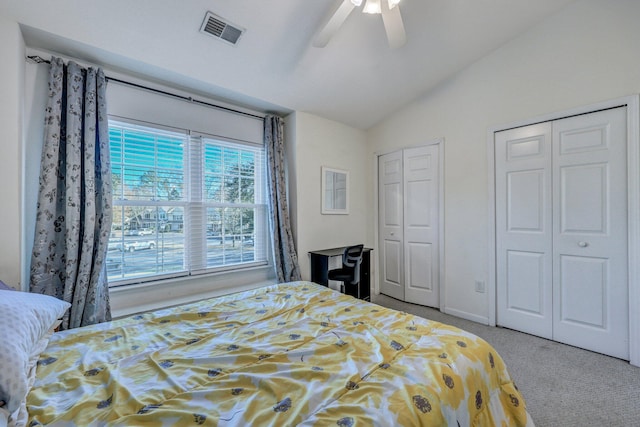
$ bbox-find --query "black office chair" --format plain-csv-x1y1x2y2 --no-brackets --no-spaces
328,244,365,297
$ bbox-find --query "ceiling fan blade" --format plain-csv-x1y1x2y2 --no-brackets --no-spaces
313,0,356,48
381,2,407,49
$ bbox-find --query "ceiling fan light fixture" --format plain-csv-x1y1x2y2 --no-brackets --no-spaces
314,0,406,49
388,0,401,9
363,0,381,14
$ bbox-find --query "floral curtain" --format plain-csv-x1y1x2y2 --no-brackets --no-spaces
264,115,301,283
30,57,113,329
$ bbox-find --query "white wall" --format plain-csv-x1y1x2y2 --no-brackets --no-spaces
0,17,24,289
367,0,640,323
287,112,369,283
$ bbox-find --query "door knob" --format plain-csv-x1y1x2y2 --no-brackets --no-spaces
578,241,589,248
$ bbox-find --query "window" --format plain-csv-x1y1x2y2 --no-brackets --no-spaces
107,119,268,285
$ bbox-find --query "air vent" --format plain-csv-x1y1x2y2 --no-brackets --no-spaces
200,12,245,46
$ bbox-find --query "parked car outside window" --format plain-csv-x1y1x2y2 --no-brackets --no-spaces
110,240,156,252
137,228,153,236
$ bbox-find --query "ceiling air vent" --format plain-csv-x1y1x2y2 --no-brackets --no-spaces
200,12,245,46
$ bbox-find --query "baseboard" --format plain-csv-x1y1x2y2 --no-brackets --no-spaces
443,306,490,325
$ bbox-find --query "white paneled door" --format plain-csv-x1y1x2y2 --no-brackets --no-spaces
496,123,553,339
379,145,440,307
496,107,629,359
552,109,628,359
379,150,404,300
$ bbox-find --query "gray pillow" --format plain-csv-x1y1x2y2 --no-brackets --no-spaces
0,281,15,291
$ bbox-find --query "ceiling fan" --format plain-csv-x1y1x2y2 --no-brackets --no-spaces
313,0,407,49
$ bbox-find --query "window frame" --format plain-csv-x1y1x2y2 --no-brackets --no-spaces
107,116,270,287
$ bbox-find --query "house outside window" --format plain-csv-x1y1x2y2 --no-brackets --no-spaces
107,119,268,285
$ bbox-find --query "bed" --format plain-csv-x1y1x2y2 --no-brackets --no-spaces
1,281,534,426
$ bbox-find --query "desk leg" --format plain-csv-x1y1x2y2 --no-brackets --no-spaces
310,254,329,286
360,251,371,301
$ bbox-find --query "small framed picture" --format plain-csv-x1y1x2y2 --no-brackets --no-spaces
321,166,349,214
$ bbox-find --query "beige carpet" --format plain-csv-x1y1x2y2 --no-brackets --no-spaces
372,293,640,427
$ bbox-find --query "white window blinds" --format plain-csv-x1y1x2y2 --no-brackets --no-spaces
107,120,268,286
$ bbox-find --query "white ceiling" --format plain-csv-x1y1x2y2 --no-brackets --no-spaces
1,0,576,129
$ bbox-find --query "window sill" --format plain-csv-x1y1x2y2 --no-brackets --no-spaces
109,264,275,319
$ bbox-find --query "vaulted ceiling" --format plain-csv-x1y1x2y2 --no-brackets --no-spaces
1,0,576,129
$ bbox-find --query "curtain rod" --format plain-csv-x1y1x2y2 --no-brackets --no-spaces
26,55,266,121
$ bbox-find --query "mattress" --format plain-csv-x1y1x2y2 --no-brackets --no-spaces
26,281,533,426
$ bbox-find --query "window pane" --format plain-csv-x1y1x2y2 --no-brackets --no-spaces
108,205,185,282
203,141,260,204
223,148,239,175
205,145,223,174
224,176,240,203
206,207,224,267
205,175,223,202
110,124,185,202
240,152,254,176
203,207,257,268
240,178,255,203
240,208,255,262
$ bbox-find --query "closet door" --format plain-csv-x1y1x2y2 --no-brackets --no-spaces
552,107,628,360
496,107,629,360
403,145,440,306
378,151,404,300
378,146,441,306
496,123,553,339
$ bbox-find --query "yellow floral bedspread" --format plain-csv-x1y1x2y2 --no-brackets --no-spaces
27,281,533,426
